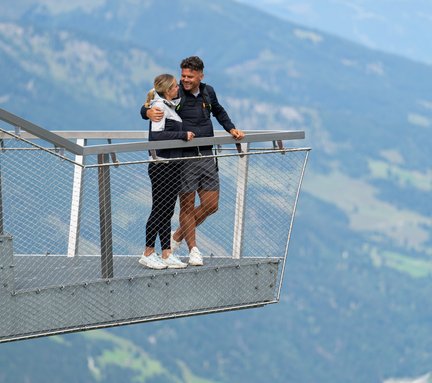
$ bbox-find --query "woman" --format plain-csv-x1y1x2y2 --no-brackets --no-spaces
139,74,194,269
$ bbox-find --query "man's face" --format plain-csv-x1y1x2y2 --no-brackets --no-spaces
181,68,204,93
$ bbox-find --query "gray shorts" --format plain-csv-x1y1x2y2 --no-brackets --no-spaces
180,157,219,193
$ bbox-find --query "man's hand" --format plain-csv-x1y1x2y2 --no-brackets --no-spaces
229,128,245,140
147,107,164,122
186,131,195,141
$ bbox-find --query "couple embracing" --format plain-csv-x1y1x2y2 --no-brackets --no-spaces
139,56,244,270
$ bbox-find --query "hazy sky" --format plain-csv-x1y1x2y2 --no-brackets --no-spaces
236,0,432,65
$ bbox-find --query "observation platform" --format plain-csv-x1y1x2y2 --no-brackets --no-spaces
0,107,309,342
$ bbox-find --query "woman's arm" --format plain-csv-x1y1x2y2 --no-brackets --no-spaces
152,130,188,141
150,103,189,141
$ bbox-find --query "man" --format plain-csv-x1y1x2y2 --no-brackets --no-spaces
143,56,244,266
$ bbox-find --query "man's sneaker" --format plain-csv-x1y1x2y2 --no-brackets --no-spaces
188,247,203,266
139,252,167,270
161,253,188,269
171,231,182,252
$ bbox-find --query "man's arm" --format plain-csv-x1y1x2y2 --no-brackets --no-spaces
206,85,244,140
140,105,164,122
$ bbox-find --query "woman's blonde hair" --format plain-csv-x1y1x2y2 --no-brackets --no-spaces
144,74,176,107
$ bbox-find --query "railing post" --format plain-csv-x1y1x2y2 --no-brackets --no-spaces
232,143,249,259
0,174,3,236
0,139,4,236
98,153,114,279
67,138,86,257
0,235,14,293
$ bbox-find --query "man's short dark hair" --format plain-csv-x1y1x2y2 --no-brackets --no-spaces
180,56,204,72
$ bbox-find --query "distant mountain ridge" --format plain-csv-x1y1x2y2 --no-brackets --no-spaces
236,0,432,65
0,1,432,382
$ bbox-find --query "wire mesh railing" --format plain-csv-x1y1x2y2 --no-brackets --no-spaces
0,130,308,290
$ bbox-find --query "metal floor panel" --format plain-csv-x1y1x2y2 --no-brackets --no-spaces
1,254,281,342
13,254,281,292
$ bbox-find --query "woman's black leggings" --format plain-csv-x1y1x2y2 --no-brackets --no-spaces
145,161,181,251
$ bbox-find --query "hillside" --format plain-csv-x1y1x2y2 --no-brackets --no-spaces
0,1,431,382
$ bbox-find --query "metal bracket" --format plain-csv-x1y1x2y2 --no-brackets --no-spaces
107,139,119,167
235,143,245,158
273,140,285,154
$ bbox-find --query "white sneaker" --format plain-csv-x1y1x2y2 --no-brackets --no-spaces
171,231,182,252
139,252,167,270
188,247,203,266
161,253,188,269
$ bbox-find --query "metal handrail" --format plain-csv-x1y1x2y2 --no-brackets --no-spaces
0,108,305,157
81,131,305,156
0,129,275,140
0,108,83,155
